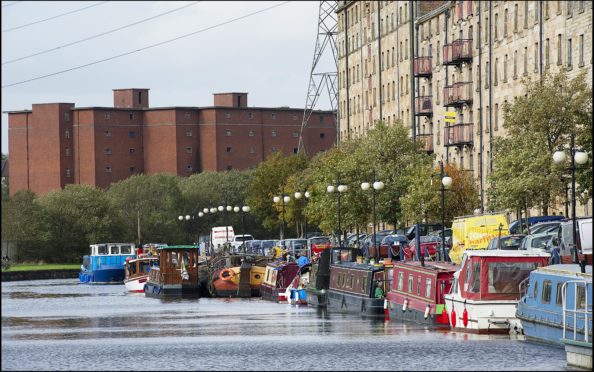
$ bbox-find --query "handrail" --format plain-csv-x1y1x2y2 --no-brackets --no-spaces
562,280,591,343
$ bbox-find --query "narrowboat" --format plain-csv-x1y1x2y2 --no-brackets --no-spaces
444,250,550,334
261,261,304,302
207,253,269,297
79,243,136,284
387,261,459,326
124,255,159,293
326,248,393,318
144,245,203,298
305,249,331,307
516,264,592,346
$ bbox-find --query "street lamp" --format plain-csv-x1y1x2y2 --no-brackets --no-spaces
294,190,311,239
553,135,588,272
361,170,384,260
234,205,250,252
273,192,290,240
439,161,453,262
327,180,348,248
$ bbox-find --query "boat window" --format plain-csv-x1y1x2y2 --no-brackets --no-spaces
541,280,552,304
120,245,132,254
140,261,151,273
488,262,538,295
408,275,413,293
171,251,179,268
109,245,120,255
576,285,586,309
347,274,355,289
556,282,563,305
337,273,345,287
97,245,107,255
182,251,190,267
417,277,421,295
533,280,539,299
425,278,432,298
469,262,480,293
361,276,367,293
397,272,404,291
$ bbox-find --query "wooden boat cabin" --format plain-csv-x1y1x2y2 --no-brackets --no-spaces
207,253,269,297
79,243,136,284
387,261,459,326
326,248,393,318
144,245,202,298
444,250,550,334
261,261,301,302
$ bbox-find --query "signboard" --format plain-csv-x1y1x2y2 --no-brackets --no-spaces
445,111,456,123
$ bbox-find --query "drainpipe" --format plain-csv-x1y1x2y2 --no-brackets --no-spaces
345,7,351,140
539,0,543,82
478,1,484,213
409,0,415,140
444,8,449,162
377,0,383,122
488,0,493,175
26,113,30,190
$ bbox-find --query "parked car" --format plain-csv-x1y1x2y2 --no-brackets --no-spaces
378,234,409,259
230,234,254,252
509,215,564,234
308,236,332,254
428,228,453,247
404,235,443,259
486,234,526,250
550,217,592,257
248,240,262,254
285,238,308,257
346,233,366,247
520,232,557,253
362,231,393,257
404,223,442,241
261,240,276,256
529,221,562,235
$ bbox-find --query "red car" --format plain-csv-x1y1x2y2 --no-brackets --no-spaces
402,236,443,260
309,236,332,254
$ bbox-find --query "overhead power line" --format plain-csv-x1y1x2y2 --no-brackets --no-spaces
2,1,110,33
2,1,202,65
2,1,291,89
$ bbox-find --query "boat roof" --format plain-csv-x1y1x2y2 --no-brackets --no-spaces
393,261,459,272
463,249,550,258
157,245,198,250
535,264,592,279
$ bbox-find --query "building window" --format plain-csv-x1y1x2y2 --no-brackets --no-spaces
226,147,232,153
271,147,277,153
65,147,71,156
104,148,112,155
292,131,299,138
64,112,70,122
225,112,231,119
293,148,298,154
185,147,192,153
513,50,518,78
504,55,508,82
248,112,254,119
567,38,572,68
534,42,539,71
129,130,136,138
504,8,508,37
545,38,550,67
186,130,192,137
579,34,584,66
557,34,562,65
514,4,518,32
129,148,135,154
524,1,529,28
248,130,255,137
320,132,325,139
524,47,528,74
104,113,110,120
65,129,70,139
249,146,255,154
494,58,498,85
105,166,112,173
226,129,232,137
271,112,277,119
65,168,72,178
567,2,573,17
320,115,324,123
104,129,111,137
494,13,498,39
129,113,134,120
129,166,135,173
271,130,277,137
545,1,550,18
185,112,191,119
187,165,192,172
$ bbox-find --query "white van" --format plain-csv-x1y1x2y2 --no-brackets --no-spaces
231,234,254,251
556,217,592,256
211,226,235,253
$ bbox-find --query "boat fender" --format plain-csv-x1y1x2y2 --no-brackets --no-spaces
384,299,390,321
451,308,457,328
441,307,447,324
219,268,235,281
424,304,431,319
402,299,408,312
462,308,469,328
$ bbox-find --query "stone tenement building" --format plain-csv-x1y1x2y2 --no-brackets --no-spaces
336,0,592,213
6,89,336,196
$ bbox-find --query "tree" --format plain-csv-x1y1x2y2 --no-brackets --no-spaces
488,70,592,213
1,153,8,200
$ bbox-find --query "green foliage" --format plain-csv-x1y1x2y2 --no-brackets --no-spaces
39,185,124,263
488,70,592,212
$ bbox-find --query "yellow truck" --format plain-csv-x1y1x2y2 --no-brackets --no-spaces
448,213,510,264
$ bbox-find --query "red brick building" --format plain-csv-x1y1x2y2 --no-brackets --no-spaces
6,89,336,196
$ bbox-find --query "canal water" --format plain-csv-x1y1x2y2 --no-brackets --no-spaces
2,279,569,371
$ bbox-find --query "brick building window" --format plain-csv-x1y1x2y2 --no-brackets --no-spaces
129,167,135,173
187,165,192,172
248,112,254,119
129,130,136,138
129,113,134,120
271,112,277,119
293,148,298,154
104,129,111,137
104,148,112,155
104,113,110,120
225,112,231,119
292,131,299,138
249,146,255,154
227,165,232,170
226,147,232,153
105,166,112,173
320,115,324,123
65,148,71,156
64,112,70,122
185,147,192,153
185,112,191,119
248,130,255,137
130,148,135,154
65,168,72,178
226,129,232,136
271,130,277,137
320,132,325,139
271,147,277,152
65,129,70,139
292,114,298,121
186,130,192,137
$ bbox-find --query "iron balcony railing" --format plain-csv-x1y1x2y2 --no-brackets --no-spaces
413,56,433,77
414,96,433,116
416,133,434,152
444,123,473,147
443,82,473,106
443,39,473,65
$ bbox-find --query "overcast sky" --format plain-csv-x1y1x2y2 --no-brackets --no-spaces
1,1,336,154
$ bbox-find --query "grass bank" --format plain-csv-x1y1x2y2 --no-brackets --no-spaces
3,264,80,272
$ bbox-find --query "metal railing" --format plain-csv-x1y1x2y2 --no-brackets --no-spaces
562,280,591,343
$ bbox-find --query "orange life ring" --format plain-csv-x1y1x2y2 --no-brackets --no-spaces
219,268,235,281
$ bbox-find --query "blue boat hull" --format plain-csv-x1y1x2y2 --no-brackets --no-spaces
79,266,125,284
327,290,385,318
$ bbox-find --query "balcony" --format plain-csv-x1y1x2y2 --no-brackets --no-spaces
443,82,473,107
414,96,433,116
442,39,473,65
444,123,473,147
416,133,434,153
413,56,433,77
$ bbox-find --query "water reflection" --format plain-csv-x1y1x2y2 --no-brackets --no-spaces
2,279,568,371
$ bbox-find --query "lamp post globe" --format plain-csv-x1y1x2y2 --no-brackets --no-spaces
198,212,204,217
373,181,384,190
178,215,183,221
361,182,370,191
575,151,588,165
442,176,453,189
305,191,311,198
226,206,232,212
185,215,191,221
283,196,291,203
203,208,209,214
233,206,240,213
327,185,335,193
242,206,250,212
294,192,302,199
337,185,348,193
218,206,224,212
273,196,280,203
553,150,567,164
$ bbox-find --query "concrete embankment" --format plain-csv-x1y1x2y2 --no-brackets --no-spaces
1,269,79,282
